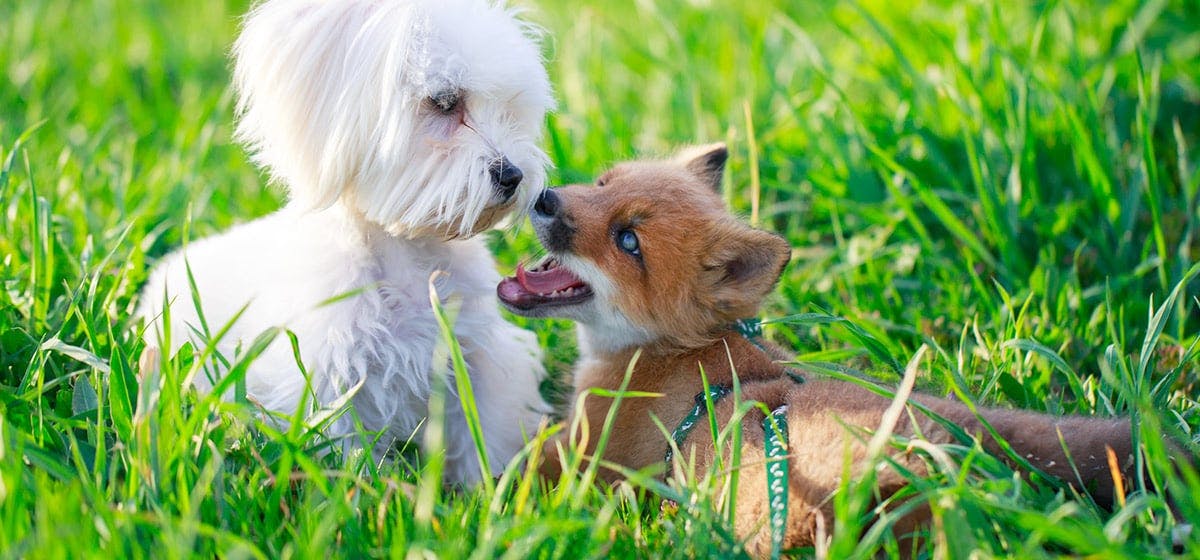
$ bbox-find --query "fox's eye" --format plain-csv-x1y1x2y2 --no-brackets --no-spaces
616,229,640,256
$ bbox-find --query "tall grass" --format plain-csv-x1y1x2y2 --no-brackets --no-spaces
1,0,1198,557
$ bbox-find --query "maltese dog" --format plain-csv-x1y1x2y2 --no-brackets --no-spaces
138,0,554,484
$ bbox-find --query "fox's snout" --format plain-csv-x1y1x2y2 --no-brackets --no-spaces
533,189,560,217
531,189,576,253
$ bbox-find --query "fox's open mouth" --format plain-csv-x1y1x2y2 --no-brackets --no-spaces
497,257,594,311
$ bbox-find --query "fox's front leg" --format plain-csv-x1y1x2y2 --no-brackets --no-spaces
538,429,569,481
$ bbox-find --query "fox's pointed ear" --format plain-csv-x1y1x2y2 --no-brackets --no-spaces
703,223,791,318
675,143,728,192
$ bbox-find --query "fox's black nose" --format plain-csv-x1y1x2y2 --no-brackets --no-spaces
490,158,523,200
534,189,559,217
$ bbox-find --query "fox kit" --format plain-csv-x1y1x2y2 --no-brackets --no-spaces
499,145,1139,554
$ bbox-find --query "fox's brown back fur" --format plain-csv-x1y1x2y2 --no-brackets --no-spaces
514,145,1138,556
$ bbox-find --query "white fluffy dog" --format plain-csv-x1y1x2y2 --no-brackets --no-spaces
138,0,554,484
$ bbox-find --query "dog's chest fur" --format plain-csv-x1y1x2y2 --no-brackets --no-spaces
302,210,517,428
141,206,547,482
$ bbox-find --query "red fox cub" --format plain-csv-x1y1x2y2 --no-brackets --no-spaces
498,144,1136,554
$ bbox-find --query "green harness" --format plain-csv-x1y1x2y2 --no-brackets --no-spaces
664,320,802,560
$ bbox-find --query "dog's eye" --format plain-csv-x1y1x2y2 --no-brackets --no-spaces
616,229,640,256
430,89,463,114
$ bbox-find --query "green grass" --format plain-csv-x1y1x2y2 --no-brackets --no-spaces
2,0,1199,557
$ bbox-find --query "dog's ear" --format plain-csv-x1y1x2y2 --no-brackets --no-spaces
702,222,790,319
675,143,728,193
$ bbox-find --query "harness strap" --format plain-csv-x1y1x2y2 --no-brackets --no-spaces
665,391,793,560
763,405,790,560
665,384,732,465
661,321,797,559
734,317,766,350
737,318,806,385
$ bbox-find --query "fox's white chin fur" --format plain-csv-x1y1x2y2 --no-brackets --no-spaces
138,0,554,484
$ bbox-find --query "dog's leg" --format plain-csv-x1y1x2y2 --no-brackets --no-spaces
443,321,548,483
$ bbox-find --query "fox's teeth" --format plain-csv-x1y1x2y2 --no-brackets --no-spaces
539,287,580,297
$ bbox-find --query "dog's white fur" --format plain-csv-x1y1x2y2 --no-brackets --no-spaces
138,0,554,484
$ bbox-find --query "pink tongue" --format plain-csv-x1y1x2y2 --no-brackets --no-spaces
516,262,585,294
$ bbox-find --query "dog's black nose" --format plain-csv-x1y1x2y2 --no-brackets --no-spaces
534,189,559,217
490,158,523,199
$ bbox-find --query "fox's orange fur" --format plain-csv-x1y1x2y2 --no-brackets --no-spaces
501,145,1139,555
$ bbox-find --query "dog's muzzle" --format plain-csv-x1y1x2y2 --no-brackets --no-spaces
489,157,524,201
